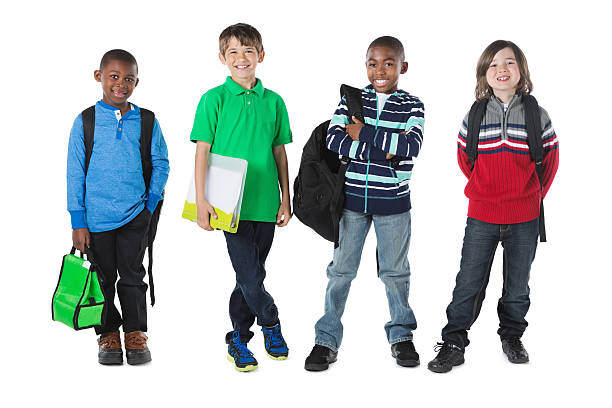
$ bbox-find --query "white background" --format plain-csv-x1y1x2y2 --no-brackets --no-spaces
1,0,609,406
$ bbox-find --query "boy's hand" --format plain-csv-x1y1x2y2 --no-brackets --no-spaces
72,228,90,253
346,116,364,141
276,199,291,227
196,200,217,231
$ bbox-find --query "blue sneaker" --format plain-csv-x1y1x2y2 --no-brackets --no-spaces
227,331,258,372
261,324,289,360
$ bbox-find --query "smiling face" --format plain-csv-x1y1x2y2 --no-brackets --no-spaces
94,59,138,111
486,47,520,102
219,36,264,89
366,45,408,94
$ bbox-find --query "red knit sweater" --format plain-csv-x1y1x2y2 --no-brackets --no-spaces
457,96,559,224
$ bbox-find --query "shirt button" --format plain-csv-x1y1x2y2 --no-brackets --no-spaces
118,127,122,131
247,102,251,105
247,91,250,94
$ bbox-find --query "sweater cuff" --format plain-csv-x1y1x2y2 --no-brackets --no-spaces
146,193,163,213
69,210,87,230
358,125,378,145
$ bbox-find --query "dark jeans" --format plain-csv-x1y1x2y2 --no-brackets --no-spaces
89,209,151,334
441,217,539,348
223,221,279,344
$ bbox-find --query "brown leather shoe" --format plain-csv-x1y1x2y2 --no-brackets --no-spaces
124,331,152,365
98,331,123,365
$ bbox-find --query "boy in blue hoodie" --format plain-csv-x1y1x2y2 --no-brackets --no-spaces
67,49,169,365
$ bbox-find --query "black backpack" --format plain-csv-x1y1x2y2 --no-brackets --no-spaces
81,106,163,305
466,94,547,242
293,85,363,247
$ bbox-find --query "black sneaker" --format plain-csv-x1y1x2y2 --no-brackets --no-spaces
304,344,338,371
427,342,464,373
391,340,420,367
501,337,529,364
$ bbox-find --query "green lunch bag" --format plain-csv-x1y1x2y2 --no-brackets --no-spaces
52,248,106,330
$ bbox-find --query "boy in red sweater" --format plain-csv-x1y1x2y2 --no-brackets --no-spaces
428,40,559,373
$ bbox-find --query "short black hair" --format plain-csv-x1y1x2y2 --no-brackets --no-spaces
99,49,138,72
219,23,263,56
367,36,405,61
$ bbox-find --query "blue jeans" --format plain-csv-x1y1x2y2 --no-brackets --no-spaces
441,217,539,348
223,221,279,344
314,209,417,351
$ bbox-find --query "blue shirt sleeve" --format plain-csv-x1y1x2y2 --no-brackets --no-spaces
146,118,169,213
66,114,87,229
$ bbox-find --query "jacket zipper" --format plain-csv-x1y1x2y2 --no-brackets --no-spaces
364,94,382,213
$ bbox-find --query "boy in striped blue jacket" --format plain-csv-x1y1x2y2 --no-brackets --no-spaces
305,36,425,371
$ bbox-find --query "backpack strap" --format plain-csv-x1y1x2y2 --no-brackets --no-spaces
522,94,546,242
339,84,366,168
139,108,155,191
466,99,488,166
138,107,159,305
340,84,365,123
81,106,96,175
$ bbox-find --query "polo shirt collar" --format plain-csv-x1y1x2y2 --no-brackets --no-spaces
224,76,264,96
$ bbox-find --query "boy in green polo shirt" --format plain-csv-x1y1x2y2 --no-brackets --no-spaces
190,23,292,372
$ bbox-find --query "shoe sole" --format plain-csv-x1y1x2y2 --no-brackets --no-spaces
98,351,123,365
126,350,152,365
427,356,465,373
227,354,258,372
507,357,529,364
396,358,420,368
99,356,123,365
304,356,337,372
503,353,529,364
267,352,288,360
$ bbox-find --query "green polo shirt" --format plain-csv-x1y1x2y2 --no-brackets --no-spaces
190,77,293,222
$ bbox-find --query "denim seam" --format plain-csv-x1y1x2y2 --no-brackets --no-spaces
390,336,413,345
315,340,338,352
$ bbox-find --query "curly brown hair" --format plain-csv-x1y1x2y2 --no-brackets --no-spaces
475,40,532,101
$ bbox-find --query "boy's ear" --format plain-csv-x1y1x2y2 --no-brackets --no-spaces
218,52,226,64
400,61,408,74
94,69,102,82
258,50,265,63
134,78,139,88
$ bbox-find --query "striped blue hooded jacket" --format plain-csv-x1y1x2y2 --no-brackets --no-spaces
326,85,424,214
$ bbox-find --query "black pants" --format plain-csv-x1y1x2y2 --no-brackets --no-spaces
90,209,151,334
223,221,279,344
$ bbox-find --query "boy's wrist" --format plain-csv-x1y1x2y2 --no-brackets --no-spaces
358,125,377,144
